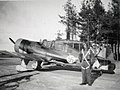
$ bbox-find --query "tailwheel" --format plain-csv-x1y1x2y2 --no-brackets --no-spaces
108,63,116,72
32,61,42,70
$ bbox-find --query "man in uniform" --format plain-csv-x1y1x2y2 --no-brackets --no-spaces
79,43,92,86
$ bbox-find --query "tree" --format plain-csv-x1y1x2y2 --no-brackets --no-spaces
59,0,78,40
107,0,120,60
56,30,63,40
78,0,106,44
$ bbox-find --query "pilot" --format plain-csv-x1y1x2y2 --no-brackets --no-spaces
79,43,92,86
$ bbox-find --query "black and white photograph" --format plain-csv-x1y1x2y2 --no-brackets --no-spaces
0,0,120,90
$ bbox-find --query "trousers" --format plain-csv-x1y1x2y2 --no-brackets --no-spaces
81,67,91,84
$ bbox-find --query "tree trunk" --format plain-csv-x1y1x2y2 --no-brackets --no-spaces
117,40,119,61
66,31,70,40
115,43,117,60
111,43,113,52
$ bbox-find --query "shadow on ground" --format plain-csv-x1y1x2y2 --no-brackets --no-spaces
38,64,81,72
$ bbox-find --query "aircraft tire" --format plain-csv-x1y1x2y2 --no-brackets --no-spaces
32,61,42,70
108,63,116,71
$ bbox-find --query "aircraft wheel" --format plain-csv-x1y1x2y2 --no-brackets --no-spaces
32,61,42,70
108,63,116,71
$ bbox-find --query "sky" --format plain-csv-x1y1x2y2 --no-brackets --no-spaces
0,0,110,51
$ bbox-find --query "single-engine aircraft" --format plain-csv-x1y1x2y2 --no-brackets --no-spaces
9,38,79,71
9,38,116,73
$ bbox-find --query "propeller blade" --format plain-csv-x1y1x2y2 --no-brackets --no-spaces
9,37,15,44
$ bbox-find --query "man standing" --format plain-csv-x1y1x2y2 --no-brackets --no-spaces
79,43,92,86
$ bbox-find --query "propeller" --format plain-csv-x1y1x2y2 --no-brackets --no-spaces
9,37,15,44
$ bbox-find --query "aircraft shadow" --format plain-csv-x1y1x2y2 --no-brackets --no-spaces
38,64,81,72
37,64,115,74
90,70,115,85
91,71,102,85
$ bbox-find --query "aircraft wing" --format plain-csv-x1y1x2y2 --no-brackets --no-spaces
0,50,19,58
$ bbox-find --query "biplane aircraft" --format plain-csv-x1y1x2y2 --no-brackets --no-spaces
9,38,116,73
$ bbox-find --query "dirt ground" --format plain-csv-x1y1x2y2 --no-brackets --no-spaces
0,57,120,90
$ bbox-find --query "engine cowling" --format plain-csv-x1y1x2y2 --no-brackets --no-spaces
14,39,36,54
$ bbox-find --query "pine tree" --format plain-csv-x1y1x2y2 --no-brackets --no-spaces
108,0,120,60
59,0,78,40
78,0,105,43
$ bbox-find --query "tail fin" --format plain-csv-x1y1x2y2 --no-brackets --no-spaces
9,37,15,44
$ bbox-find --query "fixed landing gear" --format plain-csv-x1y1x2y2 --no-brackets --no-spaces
16,59,29,72
31,61,42,70
16,59,43,71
